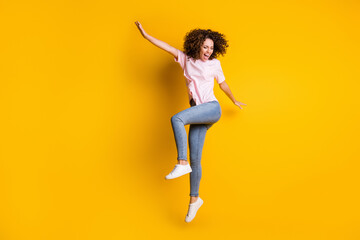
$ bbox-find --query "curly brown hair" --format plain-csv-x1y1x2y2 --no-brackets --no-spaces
183,29,229,60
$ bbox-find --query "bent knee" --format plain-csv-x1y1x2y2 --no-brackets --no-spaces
171,115,183,125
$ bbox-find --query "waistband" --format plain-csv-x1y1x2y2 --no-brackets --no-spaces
189,99,219,107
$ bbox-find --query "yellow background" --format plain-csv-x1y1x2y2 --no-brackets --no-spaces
1,0,359,239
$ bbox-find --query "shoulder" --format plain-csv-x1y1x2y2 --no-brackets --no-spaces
210,58,221,64
178,50,194,62
177,49,186,58
175,50,188,64
213,58,220,63
206,58,221,67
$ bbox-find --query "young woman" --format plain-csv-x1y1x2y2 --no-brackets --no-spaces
135,21,246,222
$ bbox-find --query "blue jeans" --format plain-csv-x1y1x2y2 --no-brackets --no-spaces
171,100,222,197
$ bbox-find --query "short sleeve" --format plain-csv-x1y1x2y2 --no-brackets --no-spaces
174,49,186,70
215,60,225,84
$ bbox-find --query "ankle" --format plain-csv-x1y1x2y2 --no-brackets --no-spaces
178,160,188,165
190,196,199,204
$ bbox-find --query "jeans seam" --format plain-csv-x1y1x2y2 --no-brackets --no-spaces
196,126,201,161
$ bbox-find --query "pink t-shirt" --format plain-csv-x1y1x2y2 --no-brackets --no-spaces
174,49,225,105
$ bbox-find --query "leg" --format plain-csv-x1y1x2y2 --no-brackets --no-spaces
171,101,221,162
189,124,209,201
166,101,221,180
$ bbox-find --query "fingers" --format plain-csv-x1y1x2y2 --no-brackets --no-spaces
135,21,142,32
135,21,144,32
235,101,245,109
135,21,142,27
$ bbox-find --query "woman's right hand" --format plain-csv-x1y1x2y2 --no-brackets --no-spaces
134,21,178,58
135,21,147,38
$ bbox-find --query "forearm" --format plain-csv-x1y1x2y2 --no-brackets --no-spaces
144,33,174,54
220,81,236,103
135,21,178,57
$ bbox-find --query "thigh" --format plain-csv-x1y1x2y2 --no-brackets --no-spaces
173,101,221,126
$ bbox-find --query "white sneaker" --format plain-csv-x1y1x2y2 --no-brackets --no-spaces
165,164,192,180
185,197,204,223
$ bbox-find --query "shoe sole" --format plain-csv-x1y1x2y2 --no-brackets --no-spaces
165,169,192,180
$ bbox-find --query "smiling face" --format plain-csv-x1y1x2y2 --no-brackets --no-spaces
199,38,214,61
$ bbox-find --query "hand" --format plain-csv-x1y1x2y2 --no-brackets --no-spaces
135,21,147,38
234,100,246,109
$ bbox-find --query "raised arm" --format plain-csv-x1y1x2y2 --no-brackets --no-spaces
135,21,178,59
219,81,247,109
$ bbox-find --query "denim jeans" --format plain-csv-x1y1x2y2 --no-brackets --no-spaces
171,100,221,197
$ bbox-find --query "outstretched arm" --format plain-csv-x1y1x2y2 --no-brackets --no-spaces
219,81,247,109
135,21,178,59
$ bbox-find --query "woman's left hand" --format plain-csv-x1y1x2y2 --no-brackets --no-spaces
234,101,247,109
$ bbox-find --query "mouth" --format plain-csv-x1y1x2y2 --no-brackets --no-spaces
203,53,210,60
